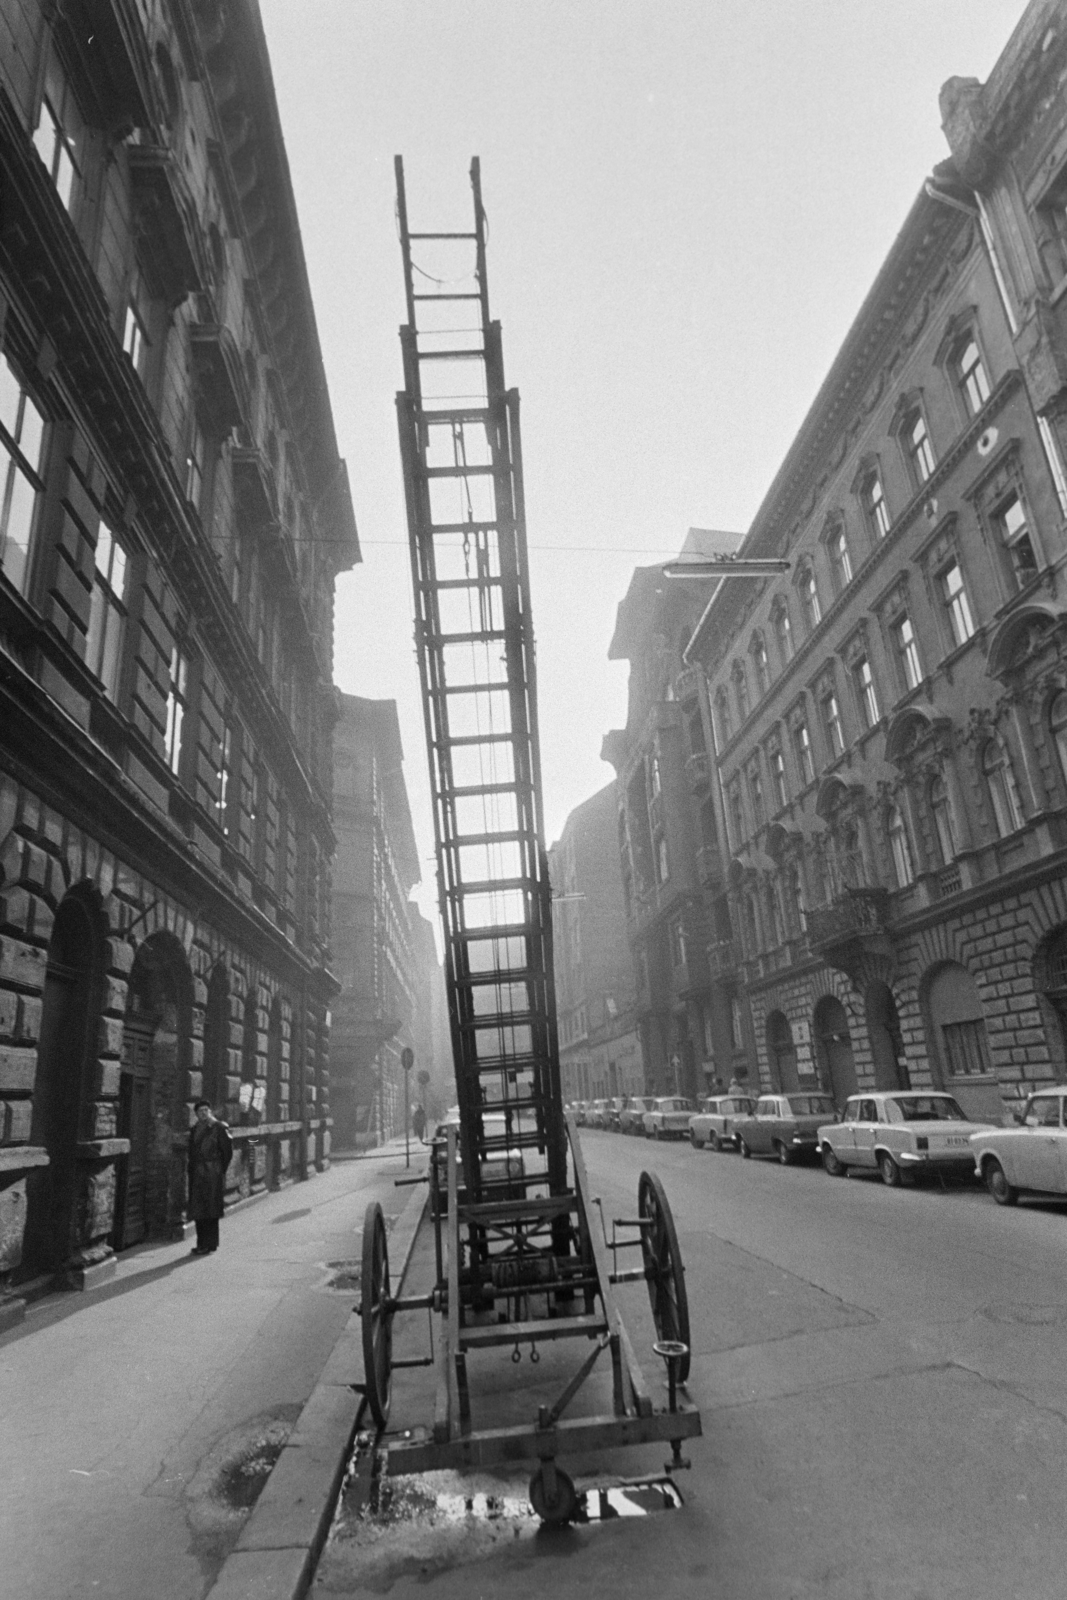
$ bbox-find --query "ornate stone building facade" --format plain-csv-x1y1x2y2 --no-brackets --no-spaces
330,697,446,1146
688,0,1067,1122
0,0,357,1317
548,782,643,1105
602,535,743,1101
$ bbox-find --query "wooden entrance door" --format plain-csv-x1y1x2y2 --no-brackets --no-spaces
116,1029,152,1248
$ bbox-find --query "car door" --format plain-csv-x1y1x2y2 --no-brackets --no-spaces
750,1097,776,1153
851,1098,880,1168
832,1098,862,1165
1017,1093,1063,1191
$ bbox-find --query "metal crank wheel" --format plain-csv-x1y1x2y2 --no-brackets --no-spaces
529,1464,578,1525
637,1170,691,1384
360,1200,393,1428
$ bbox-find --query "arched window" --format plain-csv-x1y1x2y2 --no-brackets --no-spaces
788,862,806,932
1051,691,1067,796
732,661,750,723
773,601,795,665
861,469,891,539
982,739,1024,837
903,407,936,486
744,892,760,956
799,564,821,632
887,805,914,888
751,633,770,696
956,337,990,416
929,774,957,864
767,877,785,947
715,687,733,746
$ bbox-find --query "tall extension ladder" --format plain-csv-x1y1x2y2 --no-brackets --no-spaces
394,157,567,1214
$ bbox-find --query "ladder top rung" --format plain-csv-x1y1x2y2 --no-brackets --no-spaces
439,732,514,749
429,629,508,645
429,579,502,594
416,348,486,362
451,830,524,846
448,782,523,798
409,230,478,240
423,464,494,478
457,875,530,895
413,292,482,301
451,919,532,940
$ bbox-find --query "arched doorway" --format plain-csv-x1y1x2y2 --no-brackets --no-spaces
201,964,229,1115
766,1011,799,1092
866,981,909,1090
1034,926,1067,1080
115,934,191,1249
813,995,858,1106
22,892,99,1279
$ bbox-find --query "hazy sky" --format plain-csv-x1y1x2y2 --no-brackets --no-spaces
260,0,1025,923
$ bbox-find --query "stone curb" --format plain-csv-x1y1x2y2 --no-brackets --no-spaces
204,1178,428,1600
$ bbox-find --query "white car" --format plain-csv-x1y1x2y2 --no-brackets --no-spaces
642,1096,695,1139
970,1086,1067,1205
818,1091,996,1187
688,1094,756,1150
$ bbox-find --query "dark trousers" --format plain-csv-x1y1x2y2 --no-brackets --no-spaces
195,1218,219,1252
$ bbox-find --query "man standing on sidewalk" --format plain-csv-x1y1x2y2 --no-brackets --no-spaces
188,1101,233,1255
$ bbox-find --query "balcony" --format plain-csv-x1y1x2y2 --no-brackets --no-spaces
707,939,737,980
695,844,720,888
128,145,205,304
674,666,703,705
806,888,892,979
686,751,711,793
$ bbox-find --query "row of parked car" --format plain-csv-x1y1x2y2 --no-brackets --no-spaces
570,1087,1067,1206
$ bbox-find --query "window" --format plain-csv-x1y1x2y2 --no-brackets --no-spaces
830,527,852,592
123,271,149,380
752,635,770,696
185,416,205,507
821,690,844,758
800,566,821,632
727,778,745,846
86,524,129,701
770,745,788,809
0,354,46,595
891,614,923,692
730,996,744,1050
930,774,957,864
788,863,806,931
792,718,815,786
997,491,1038,588
33,53,83,212
733,663,750,724
941,1019,991,1077
862,470,891,539
958,339,990,416
903,408,936,486
887,805,914,888
747,759,766,829
1051,691,1067,795
852,655,880,729
715,688,733,747
656,835,669,883
773,602,795,665
649,751,662,797
940,560,975,647
767,877,785,946
670,917,686,969
216,720,239,836
982,739,1024,837
165,643,189,777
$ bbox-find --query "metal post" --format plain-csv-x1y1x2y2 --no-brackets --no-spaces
401,1046,414,1170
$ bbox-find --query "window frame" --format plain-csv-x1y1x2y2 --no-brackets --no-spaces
820,687,845,760
982,737,1024,839
901,405,936,489
852,653,880,731
85,521,131,703
0,350,48,598
890,611,923,694
859,466,891,541
772,599,795,666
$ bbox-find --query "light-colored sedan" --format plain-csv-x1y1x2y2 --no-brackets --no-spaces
688,1094,756,1151
585,1099,610,1129
735,1093,838,1164
618,1095,656,1135
818,1091,995,1187
642,1096,695,1139
970,1086,1067,1205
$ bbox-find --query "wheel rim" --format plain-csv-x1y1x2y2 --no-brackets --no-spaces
360,1200,393,1428
880,1155,898,1187
637,1170,691,1383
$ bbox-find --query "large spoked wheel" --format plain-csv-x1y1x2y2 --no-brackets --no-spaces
360,1200,393,1428
638,1171,691,1384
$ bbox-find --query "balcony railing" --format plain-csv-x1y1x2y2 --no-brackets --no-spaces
707,939,737,979
806,888,889,948
686,751,711,793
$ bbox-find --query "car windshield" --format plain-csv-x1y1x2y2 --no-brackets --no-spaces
884,1095,967,1123
786,1095,836,1116
724,1098,753,1113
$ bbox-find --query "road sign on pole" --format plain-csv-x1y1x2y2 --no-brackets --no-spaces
401,1047,414,1166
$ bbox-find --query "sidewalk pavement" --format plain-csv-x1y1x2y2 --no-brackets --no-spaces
0,1140,427,1600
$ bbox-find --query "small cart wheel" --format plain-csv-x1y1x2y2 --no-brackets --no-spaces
529,1465,578,1524
360,1200,393,1428
637,1170,691,1384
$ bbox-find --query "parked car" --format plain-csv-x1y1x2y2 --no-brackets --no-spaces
818,1091,996,1186
970,1086,1067,1205
618,1095,657,1135
735,1093,839,1164
642,1096,696,1139
585,1099,610,1129
688,1094,757,1150
605,1097,628,1132
430,1105,525,1210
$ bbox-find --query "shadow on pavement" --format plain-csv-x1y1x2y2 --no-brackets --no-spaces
0,1249,198,1347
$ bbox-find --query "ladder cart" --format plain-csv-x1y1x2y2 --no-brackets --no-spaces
357,157,701,1523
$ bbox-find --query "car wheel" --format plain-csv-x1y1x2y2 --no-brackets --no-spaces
878,1151,903,1188
776,1141,793,1166
739,1139,751,1160
689,1129,703,1149
708,1131,722,1153
821,1144,846,1178
985,1158,1018,1207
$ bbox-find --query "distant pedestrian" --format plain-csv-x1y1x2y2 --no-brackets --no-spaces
188,1100,233,1255
412,1103,427,1144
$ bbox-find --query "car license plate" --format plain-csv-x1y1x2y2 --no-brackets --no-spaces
943,1136,968,1147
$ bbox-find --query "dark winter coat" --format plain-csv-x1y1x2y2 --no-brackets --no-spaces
188,1118,233,1221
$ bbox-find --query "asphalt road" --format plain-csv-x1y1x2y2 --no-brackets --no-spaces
316,1126,1067,1600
